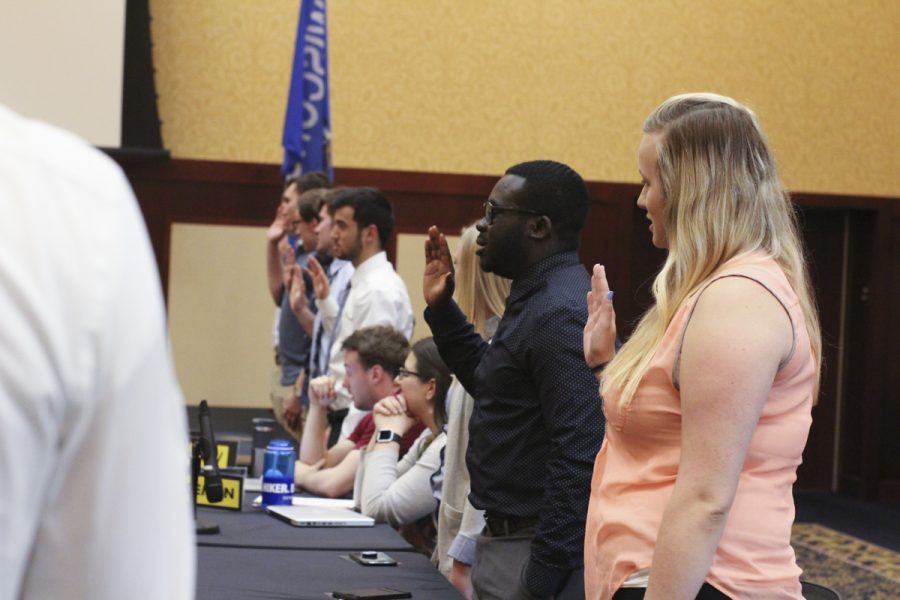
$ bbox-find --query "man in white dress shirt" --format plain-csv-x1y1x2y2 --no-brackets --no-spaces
0,105,194,599
301,187,414,453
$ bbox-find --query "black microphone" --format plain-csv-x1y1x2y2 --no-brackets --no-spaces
198,400,224,503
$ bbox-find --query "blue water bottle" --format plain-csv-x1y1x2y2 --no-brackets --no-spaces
261,439,295,507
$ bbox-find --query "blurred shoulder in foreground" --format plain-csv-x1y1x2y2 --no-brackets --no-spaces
0,104,195,600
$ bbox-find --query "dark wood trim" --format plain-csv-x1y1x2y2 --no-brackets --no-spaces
791,191,897,211
116,157,900,501
879,479,900,504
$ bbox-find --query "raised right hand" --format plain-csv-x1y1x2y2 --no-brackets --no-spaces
267,203,287,243
584,264,617,368
424,225,455,308
306,255,331,301
288,266,308,315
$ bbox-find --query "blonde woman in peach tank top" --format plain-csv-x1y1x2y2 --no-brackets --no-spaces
582,94,821,600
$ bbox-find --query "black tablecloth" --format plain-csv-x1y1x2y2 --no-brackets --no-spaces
196,505,413,551
197,545,462,599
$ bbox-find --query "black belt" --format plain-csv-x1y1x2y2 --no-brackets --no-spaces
483,513,539,537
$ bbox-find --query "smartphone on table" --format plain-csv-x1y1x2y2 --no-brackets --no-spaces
331,586,411,599
348,550,397,566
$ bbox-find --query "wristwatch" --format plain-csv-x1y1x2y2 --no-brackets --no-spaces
375,429,402,444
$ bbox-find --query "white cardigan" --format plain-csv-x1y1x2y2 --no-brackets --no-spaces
354,429,447,527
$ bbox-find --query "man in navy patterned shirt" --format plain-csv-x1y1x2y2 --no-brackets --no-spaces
424,160,605,599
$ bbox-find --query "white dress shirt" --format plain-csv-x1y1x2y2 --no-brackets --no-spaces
316,251,414,437
0,105,195,600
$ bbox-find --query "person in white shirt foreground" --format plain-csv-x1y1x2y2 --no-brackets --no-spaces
0,104,194,600
306,187,414,439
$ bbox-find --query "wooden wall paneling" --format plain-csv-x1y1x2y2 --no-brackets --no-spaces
836,210,875,496
336,168,498,197
866,203,897,502
854,202,892,500
122,158,285,294
796,207,846,490
880,211,900,502
863,203,894,500
130,178,173,291
838,201,898,499
626,202,668,336
582,182,643,338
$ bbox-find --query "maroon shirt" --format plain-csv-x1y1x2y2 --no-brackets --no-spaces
347,413,426,457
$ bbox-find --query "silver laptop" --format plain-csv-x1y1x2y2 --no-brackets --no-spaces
266,504,375,527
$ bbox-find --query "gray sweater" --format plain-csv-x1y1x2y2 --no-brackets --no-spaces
354,429,447,528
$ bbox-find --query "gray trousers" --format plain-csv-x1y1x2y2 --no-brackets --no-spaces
471,528,585,600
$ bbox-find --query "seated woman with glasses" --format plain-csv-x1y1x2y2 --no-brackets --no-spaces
353,337,451,551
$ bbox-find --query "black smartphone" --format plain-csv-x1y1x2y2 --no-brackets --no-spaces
331,587,411,599
348,550,398,566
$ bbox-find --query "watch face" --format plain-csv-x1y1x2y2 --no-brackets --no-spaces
376,430,396,443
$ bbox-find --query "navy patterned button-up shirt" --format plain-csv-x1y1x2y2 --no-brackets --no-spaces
425,250,605,597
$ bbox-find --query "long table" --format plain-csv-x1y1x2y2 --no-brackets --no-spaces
195,498,461,599
196,504,413,551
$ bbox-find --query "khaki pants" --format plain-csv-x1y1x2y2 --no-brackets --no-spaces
269,366,306,443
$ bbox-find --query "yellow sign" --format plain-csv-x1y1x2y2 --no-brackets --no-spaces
189,442,234,468
196,473,244,511
214,444,230,468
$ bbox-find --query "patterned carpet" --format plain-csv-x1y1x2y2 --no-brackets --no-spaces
793,523,900,599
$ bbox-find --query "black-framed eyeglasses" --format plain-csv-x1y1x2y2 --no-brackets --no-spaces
397,367,422,380
482,200,543,225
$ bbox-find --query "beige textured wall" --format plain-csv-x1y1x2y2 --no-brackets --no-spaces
168,224,453,408
154,1,898,408
168,224,277,408
151,0,899,197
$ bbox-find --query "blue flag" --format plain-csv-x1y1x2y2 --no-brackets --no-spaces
282,0,331,181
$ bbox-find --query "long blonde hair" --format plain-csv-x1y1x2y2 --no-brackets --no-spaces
454,224,511,337
602,93,822,405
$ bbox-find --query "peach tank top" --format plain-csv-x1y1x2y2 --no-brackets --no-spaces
584,253,816,599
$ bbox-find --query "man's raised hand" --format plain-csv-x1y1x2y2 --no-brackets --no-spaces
424,225,455,308
288,266,308,315
267,203,288,243
306,255,331,301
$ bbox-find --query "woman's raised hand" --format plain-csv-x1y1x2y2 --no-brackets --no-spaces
583,264,617,368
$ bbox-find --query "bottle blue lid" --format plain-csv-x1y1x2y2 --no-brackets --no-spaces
267,439,293,450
